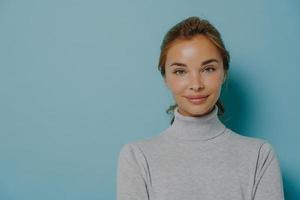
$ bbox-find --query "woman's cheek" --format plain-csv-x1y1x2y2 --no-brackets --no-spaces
171,78,187,94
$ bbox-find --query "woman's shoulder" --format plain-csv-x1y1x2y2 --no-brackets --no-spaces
225,128,277,155
118,132,165,153
120,133,165,152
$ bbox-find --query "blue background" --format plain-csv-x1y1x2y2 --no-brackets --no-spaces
0,0,299,199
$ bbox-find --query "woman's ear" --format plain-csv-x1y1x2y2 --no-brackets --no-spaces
163,77,169,89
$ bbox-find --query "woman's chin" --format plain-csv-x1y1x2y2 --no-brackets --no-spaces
178,105,212,117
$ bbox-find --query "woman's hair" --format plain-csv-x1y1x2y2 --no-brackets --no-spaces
157,16,230,124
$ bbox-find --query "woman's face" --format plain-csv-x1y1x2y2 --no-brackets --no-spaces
164,35,226,117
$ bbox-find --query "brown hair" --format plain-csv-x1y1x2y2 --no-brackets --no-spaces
158,16,230,124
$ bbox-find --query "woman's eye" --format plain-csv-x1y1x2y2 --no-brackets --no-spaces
204,67,215,72
173,69,186,75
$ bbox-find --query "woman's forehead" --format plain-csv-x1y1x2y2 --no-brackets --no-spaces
166,36,222,65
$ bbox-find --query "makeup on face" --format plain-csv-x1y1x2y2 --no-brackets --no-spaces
164,35,225,117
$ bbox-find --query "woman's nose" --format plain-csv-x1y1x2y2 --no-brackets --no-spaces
189,73,204,91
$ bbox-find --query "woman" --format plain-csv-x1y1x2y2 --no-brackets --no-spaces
116,16,284,200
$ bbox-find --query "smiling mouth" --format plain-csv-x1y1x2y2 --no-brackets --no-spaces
185,95,208,104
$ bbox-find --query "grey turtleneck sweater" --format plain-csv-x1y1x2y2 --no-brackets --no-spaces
116,105,284,200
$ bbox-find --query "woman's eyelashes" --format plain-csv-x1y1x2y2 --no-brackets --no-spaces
173,69,186,75
204,66,216,72
172,66,216,76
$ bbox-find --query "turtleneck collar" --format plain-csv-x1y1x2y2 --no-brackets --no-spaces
163,105,226,141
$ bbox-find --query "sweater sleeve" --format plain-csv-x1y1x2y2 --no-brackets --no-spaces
116,143,150,200
252,142,285,200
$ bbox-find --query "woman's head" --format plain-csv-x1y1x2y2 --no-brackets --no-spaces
158,16,230,120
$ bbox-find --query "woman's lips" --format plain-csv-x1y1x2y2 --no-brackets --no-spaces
185,95,209,104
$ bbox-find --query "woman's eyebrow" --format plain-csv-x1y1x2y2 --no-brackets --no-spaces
168,58,219,67
168,62,187,67
202,58,219,66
